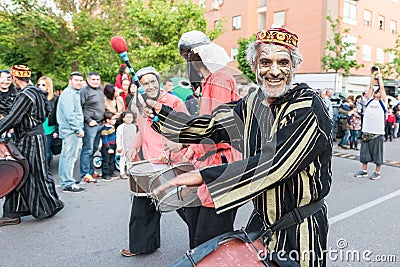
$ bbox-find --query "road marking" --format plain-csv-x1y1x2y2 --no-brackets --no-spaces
332,150,400,168
329,189,400,225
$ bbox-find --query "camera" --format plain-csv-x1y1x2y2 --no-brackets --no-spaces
371,66,379,72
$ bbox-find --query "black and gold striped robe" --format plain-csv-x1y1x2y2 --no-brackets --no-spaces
152,83,332,267
0,85,63,219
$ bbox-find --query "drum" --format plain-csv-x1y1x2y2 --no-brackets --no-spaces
0,142,28,198
128,161,167,196
197,238,273,266
170,230,278,267
149,162,200,212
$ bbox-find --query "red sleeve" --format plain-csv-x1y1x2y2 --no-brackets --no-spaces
115,74,122,89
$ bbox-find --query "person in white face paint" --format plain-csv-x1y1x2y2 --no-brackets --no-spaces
148,28,332,266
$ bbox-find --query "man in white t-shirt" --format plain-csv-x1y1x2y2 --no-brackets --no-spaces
354,66,387,180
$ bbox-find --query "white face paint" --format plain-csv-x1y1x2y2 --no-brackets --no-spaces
256,44,294,98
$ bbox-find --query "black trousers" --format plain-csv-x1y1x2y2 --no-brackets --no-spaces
129,197,161,254
185,206,237,249
101,147,115,177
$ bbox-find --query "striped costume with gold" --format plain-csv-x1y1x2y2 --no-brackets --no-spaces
152,83,332,266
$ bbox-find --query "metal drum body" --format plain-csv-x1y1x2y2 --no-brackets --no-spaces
128,162,167,197
149,162,200,212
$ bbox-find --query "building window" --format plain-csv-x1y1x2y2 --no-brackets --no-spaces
199,0,206,8
232,15,242,30
376,48,384,64
378,15,385,30
343,0,357,25
258,0,266,7
272,11,285,28
258,12,266,31
363,10,371,27
390,20,397,34
389,52,395,63
214,20,222,31
231,47,238,61
362,45,371,61
342,35,357,61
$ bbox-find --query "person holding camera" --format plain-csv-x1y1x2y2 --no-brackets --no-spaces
354,66,387,180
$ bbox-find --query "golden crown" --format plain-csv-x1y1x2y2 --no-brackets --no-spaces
256,28,298,50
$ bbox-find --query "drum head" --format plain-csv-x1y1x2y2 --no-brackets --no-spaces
129,162,166,176
0,161,25,198
150,163,201,212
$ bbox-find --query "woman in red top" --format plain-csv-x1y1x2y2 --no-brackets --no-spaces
115,64,131,89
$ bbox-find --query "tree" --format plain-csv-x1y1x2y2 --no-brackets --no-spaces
0,0,218,89
379,33,400,79
321,16,363,89
236,35,256,84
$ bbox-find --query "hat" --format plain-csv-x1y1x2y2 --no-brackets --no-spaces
178,30,231,73
256,28,298,51
136,66,160,81
10,65,31,78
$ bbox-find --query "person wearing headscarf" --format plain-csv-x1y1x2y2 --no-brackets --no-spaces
150,28,332,266
120,66,189,257
167,30,241,249
0,65,64,227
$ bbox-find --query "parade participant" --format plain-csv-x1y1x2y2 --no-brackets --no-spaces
150,28,332,266
0,70,17,139
57,72,86,192
0,65,65,226
120,66,189,257
80,72,104,182
354,66,387,180
172,30,240,249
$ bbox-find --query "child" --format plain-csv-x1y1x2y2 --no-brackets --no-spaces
349,104,362,150
101,111,118,181
385,107,396,142
116,111,138,179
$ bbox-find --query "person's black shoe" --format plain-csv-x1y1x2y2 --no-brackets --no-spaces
0,217,21,227
63,184,86,193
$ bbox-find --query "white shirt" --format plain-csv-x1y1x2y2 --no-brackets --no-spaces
362,98,386,135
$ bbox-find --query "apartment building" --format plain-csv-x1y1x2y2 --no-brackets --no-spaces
197,0,400,95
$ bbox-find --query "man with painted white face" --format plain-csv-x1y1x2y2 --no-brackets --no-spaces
149,28,332,266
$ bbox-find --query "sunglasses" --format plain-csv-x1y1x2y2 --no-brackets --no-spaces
37,83,46,87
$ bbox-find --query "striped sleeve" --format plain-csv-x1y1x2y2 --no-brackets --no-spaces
202,92,332,213
151,100,243,149
0,93,32,135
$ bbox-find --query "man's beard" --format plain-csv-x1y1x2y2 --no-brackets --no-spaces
258,73,293,98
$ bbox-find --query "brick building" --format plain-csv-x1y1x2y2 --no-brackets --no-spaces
196,0,400,95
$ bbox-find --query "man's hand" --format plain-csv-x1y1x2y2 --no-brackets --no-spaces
108,149,114,154
163,140,182,153
88,120,98,127
77,131,84,138
183,146,195,162
125,147,137,161
53,132,58,138
144,99,162,119
152,170,203,196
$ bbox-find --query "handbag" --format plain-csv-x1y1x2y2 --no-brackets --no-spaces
51,137,62,155
361,133,375,143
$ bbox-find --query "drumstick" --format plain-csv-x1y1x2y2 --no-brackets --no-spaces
126,158,160,167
